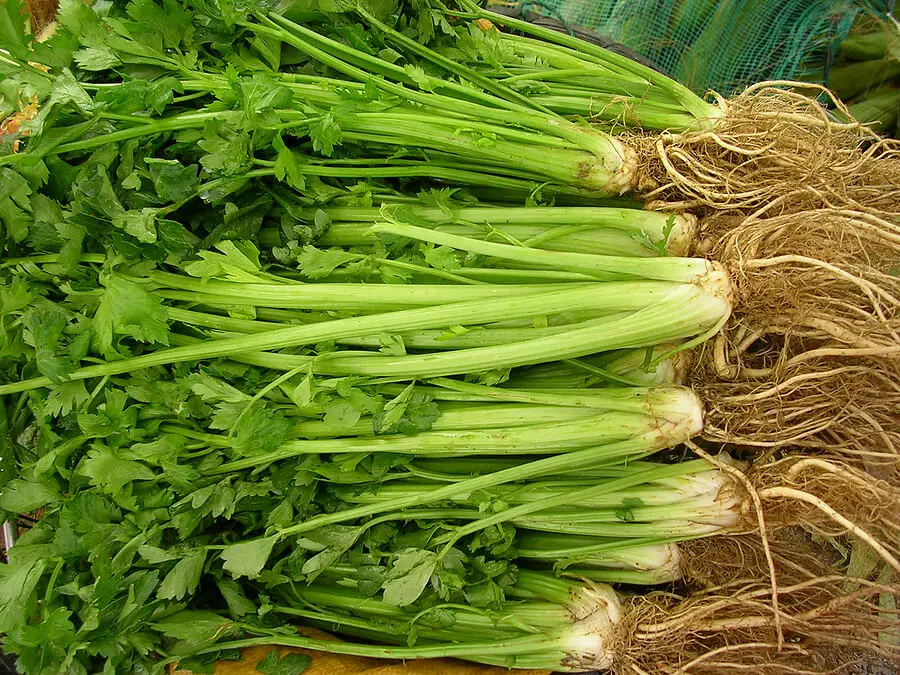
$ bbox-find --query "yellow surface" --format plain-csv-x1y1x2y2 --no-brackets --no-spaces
172,627,551,675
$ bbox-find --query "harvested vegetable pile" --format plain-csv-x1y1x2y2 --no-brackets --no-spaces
0,0,898,673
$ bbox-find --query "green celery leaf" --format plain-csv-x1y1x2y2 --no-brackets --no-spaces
471,555,509,579
138,545,180,565
117,569,159,624
464,368,510,386
230,405,294,457
273,135,306,190
0,0,29,60
296,245,357,279
378,333,406,356
183,240,262,282
56,219,87,270
373,385,439,435
221,536,277,579
0,276,33,315
469,522,516,556
0,478,59,513
72,164,123,221
57,0,102,43
157,549,207,600
152,610,234,643
11,606,76,649
93,275,169,357
125,0,193,50
322,383,380,430
322,399,362,429
372,382,414,434
297,525,360,582
199,123,252,177
22,300,72,382
251,32,281,70
47,68,94,114
112,207,161,243
188,371,251,403
404,64,437,92
381,549,436,607
161,459,202,492
422,243,460,271
416,606,456,631
417,188,460,217
208,401,245,431
146,158,199,202
308,112,342,156
174,657,216,674
1,196,32,242
217,578,257,618
145,76,182,114
399,394,440,434
463,579,504,608
78,445,155,494
124,435,185,464
238,75,292,119
265,500,294,531
0,558,48,633
77,388,137,438
190,480,238,519
289,370,315,408
44,380,90,417
614,497,645,522
74,45,120,70
0,168,33,242
0,166,31,203
95,78,181,116
158,218,200,257
256,649,311,675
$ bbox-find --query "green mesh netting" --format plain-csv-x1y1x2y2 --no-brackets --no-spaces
510,0,864,95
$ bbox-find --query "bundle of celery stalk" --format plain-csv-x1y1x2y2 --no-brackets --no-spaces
0,0,744,672
829,18,900,137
